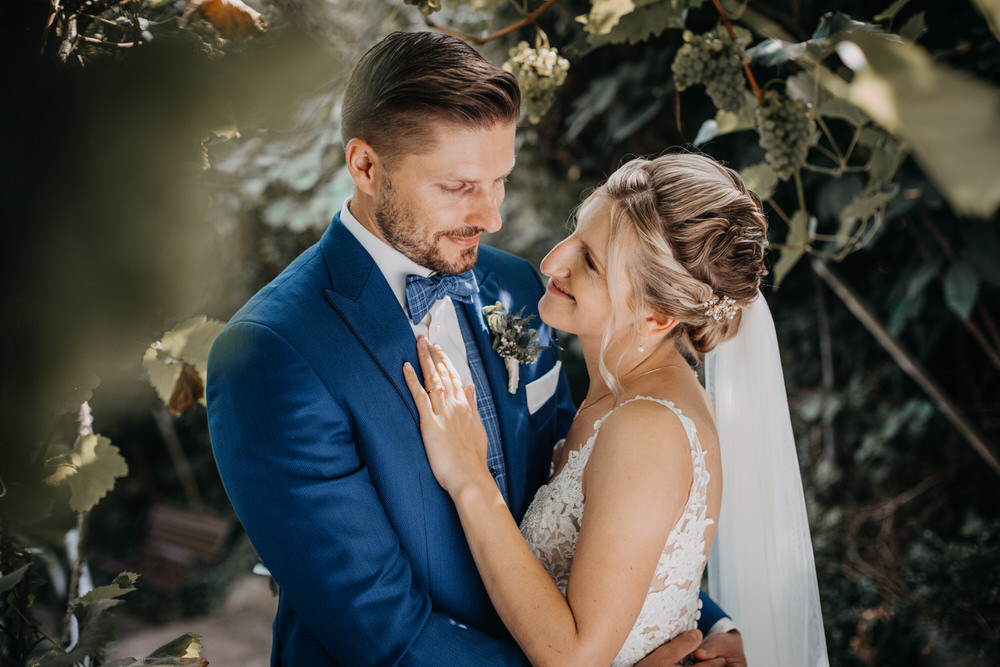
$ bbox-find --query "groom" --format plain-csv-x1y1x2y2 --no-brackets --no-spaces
208,31,744,666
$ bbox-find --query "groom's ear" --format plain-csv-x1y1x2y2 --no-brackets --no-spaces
345,138,380,195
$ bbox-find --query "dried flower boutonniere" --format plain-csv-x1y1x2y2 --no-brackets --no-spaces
482,301,547,394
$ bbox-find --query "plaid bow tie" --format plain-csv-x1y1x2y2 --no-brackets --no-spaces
405,271,479,322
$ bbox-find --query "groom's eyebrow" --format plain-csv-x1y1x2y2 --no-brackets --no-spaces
441,164,515,183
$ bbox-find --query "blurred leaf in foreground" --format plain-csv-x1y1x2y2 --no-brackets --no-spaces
103,633,207,666
824,31,1000,217
143,315,225,412
44,434,128,513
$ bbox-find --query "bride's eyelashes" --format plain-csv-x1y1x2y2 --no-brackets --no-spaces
580,245,605,279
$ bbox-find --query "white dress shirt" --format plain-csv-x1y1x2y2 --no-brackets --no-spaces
339,200,475,388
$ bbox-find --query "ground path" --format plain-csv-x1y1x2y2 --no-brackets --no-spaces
106,574,276,666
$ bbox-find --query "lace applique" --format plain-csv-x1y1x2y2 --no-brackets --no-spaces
519,397,714,666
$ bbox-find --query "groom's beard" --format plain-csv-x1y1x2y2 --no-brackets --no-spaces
374,177,482,275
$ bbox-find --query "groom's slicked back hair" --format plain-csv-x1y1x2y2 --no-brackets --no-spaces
341,31,521,162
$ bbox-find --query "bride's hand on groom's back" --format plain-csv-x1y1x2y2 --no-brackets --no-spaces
404,337,492,497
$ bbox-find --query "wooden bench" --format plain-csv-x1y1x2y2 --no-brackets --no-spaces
104,505,232,594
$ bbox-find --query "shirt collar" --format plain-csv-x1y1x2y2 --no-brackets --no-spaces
339,198,432,310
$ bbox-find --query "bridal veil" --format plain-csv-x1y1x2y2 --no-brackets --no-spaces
705,291,829,666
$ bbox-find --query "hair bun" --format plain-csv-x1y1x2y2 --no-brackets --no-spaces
602,153,770,357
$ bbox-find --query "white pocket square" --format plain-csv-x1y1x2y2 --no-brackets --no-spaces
525,361,561,415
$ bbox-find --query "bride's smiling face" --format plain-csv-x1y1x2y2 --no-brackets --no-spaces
538,193,633,340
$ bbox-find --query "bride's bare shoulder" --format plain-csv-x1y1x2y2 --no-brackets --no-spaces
589,398,693,471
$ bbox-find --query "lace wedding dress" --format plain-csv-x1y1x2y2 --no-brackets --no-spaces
519,397,713,667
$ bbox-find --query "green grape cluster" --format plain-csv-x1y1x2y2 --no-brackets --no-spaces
403,0,442,15
755,90,814,180
671,29,751,113
502,41,570,124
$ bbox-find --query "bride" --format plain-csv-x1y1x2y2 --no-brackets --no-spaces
403,153,828,666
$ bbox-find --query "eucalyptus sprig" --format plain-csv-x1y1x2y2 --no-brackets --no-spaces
483,301,547,393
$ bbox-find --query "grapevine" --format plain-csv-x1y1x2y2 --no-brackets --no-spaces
671,28,752,113
502,38,570,124
405,0,442,16
755,90,814,180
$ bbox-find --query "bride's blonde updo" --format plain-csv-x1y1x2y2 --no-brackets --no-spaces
600,153,768,362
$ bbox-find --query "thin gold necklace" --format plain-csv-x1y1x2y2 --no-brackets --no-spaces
577,363,689,413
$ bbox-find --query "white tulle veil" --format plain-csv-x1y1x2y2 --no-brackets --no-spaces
705,291,829,666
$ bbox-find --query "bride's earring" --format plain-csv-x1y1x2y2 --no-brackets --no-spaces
638,344,645,353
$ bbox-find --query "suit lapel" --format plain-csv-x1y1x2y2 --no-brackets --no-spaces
321,221,534,517
320,216,421,425
463,269,532,517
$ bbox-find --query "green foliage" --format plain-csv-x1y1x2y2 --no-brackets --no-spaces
821,30,1000,218
75,572,139,608
971,0,1000,40
738,163,779,201
943,261,979,320
142,316,226,410
0,564,33,595
6,2,997,666
102,633,207,666
44,434,129,513
405,0,443,16
773,210,812,286
578,1,688,47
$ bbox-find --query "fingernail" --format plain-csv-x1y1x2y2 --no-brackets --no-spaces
403,362,412,371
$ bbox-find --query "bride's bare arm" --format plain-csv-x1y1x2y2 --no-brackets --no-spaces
403,339,694,667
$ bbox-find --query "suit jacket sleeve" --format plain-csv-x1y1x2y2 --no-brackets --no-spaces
698,590,728,633
207,320,529,666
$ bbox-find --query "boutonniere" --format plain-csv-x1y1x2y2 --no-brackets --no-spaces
483,301,547,394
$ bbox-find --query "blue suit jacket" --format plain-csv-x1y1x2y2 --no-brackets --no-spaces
207,213,726,666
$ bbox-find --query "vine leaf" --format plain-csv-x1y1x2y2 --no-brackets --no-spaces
746,38,797,67
786,71,869,126
874,0,911,23
579,0,638,36
44,434,129,513
579,0,691,46
143,316,225,412
838,189,895,250
898,12,927,42
773,210,811,287
944,261,979,320
36,599,122,667
887,258,942,335
740,163,779,201
74,572,139,609
856,126,908,189
103,633,207,666
971,0,1000,41
694,106,757,146
0,563,32,594
824,31,1000,218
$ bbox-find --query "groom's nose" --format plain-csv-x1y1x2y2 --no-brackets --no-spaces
468,183,504,233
